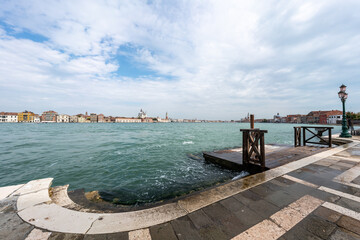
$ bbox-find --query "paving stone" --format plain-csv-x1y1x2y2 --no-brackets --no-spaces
264,190,298,208
232,219,285,240
84,232,128,240
273,177,297,186
233,189,260,206
25,228,52,240
249,184,273,198
329,228,360,240
336,197,360,213
150,222,178,240
0,210,34,240
280,182,315,199
270,206,304,230
128,228,151,240
202,202,248,238
352,176,360,185
313,206,342,223
308,188,340,203
241,198,280,219
299,214,337,239
219,197,263,227
171,216,202,240
187,210,228,240
337,215,360,235
49,233,84,240
281,224,322,240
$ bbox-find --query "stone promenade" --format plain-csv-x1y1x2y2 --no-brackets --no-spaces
1,137,360,240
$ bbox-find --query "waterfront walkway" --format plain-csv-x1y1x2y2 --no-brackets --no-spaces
1,136,360,239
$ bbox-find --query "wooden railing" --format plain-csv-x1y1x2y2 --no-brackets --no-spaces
294,127,302,147
240,129,268,170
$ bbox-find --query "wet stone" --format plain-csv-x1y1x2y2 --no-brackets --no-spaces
171,216,202,240
264,190,298,208
336,197,360,213
308,188,340,203
219,197,263,227
313,206,342,223
281,182,315,199
201,202,248,238
249,184,273,198
188,210,227,240
0,196,34,240
49,233,84,240
299,214,337,239
337,215,360,235
281,224,322,240
150,222,178,240
352,176,360,185
233,189,260,206
242,198,280,219
83,232,128,240
329,228,360,240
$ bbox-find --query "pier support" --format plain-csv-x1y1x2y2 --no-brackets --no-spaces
240,129,268,170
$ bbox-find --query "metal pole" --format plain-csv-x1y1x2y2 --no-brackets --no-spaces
340,99,352,138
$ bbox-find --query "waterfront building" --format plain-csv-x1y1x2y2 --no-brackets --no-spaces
70,115,78,123
273,113,281,123
138,109,147,119
327,114,342,124
78,116,86,123
307,110,342,124
57,114,70,123
90,113,97,123
286,114,302,123
0,112,18,122
41,110,58,122
97,114,105,122
115,117,142,123
33,114,41,123
18,111,35,122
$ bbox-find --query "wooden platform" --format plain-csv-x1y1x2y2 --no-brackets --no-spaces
203,145,328,172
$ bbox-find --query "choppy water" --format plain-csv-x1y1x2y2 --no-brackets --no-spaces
0,123,341,205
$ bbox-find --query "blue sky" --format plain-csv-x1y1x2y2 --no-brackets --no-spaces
0,0,359,120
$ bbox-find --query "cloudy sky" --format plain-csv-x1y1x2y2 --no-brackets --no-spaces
0,0,359,120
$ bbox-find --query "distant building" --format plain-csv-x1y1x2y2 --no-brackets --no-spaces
18,111,35,122
115,117,141,123
286,114,302,123
41,110,58,122
138,109,147,119
78,116,86,123
57,114,70,123
0,112,18,122
327,114,342,124
307,110,342,124
34,114,41,123
97,114,105,122
90,113,97,123
70,115,78,123
273,113,281,123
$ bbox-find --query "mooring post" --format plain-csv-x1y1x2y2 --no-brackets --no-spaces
250,114,254,129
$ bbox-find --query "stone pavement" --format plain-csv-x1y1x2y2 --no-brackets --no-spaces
1,138,360,239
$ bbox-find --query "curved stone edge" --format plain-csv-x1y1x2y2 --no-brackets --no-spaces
0,184,24,201
16,141,359,234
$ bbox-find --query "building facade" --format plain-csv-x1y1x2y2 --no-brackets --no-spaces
90,113,97,123
0,112,18,122
18,111,35,122
327,114,342,124
57,114,70,123
115,117,141,123
97,114,105,122
41,111,58,122
34,115,41,123
70,115,78,123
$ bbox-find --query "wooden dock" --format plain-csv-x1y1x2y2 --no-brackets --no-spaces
203,145,328,172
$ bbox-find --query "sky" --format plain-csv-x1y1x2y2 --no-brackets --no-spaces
0,0,359,120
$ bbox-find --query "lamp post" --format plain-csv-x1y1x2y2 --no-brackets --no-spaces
338,84,352,138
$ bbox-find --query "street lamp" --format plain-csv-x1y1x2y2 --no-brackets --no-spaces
338,84,352,138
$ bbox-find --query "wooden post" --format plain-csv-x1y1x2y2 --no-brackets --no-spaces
260,132,265,170
303,127,306,146
250,114,254,129
329,128,332,147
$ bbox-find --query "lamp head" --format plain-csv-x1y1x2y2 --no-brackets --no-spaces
340,84,347,92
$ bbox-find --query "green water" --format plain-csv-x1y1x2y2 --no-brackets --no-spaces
0,123,341,204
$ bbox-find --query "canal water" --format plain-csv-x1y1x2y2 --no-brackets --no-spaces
0,123,341,205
